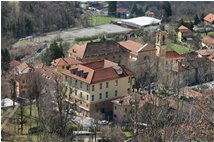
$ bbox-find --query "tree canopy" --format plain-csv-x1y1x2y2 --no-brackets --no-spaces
42,41,64,65
161,1,172,21
108,1,117,17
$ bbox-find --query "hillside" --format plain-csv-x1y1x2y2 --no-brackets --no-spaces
1,1,86,49
118,1,214,20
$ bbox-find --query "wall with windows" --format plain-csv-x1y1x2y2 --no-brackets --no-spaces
64,75,133,115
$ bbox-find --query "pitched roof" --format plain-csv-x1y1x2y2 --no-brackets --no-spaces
68,44,87,58
68,41,130,59
202,36,214,46
203,13,214,23
16,62,34,73
166,51,185,59
117,7,128,13
10,60,21,68
35,65,56,79
178,25,190,32
61,60,134,84
51,57,82,67
137,43,156,53
118,40,143,56
208,52,214,62
196,49,214,56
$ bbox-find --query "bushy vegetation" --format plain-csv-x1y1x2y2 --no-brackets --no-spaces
42,41,64,65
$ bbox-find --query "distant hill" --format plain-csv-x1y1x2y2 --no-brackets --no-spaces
118,1,214,20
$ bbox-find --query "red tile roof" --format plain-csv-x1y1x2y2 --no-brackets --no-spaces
35,65,56,79
61,60,134,84
16,62,34,73
178,25,190,33
208,52,214,62
196,49,214,56
137,43,156,53
166,51,185,59
10,60,21,68
68,41,130,59
51,57,82,67
119,40,143,56
117,7,128,13
68,44,87,59
202,36,214,46
203,13,214,23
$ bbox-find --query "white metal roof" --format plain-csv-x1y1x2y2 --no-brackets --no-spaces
119,16,161,28
1,98,18,108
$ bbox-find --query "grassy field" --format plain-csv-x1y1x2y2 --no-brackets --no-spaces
89,16,122,26
167,40,193,55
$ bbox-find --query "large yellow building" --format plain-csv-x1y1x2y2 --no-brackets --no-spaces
62,60,134,118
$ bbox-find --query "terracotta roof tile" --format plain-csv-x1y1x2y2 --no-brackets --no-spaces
208,52,214,62
68,41,130,59
117,7,128,13
119,40,143,56
178,25,190,32
137,43,156,53
51,57,82,67
202,36,214,46
166,51,185,59
10,60,21,68
61,60,134,84
68,44,87,58
35,65,56,79
196,49,214,56
203,13,214,23
16,62,34,73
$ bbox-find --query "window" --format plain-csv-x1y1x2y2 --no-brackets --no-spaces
127,88,130,93
80,101,82,104
115,106,117,110
75,90,77,95
75,80,77,86
113,56,115,59
86,95,89,100
115,90,118,96
92,95,94,101
125,108,127,112
22,80,25,83
80,92,82,98
99,93,102,99
106,92,108,98
86,85,89,91
100,83,102,89
114,114,117,118
119,55,121,58
106,82,109,88
144,56,150,62
115,80,118,86
92,85,95,91
80,82,82,88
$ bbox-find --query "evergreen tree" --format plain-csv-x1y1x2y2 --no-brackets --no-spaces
108,1,117,17
161,1,172,21
200,13,205,22
1,48,11,71
42,41,64,65
24,17,33,36
194,15,200,25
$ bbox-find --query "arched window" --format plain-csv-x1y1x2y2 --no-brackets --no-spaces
144,56,150,61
